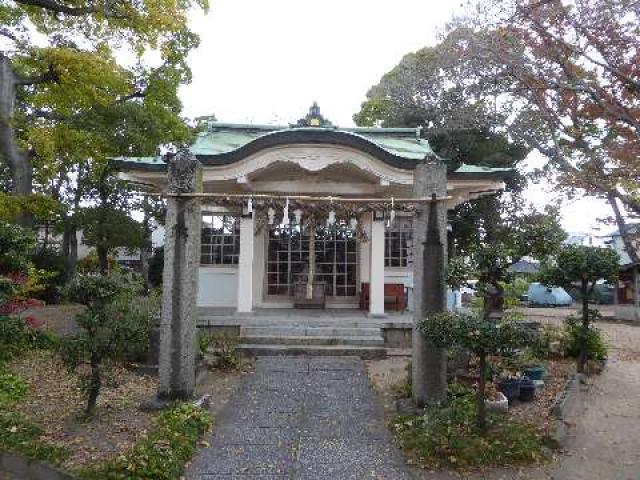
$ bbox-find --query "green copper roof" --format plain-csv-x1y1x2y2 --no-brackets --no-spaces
454,163,513,174
110,155,164,165
190,123,435,160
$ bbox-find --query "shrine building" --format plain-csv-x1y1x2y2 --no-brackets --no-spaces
114,104,510,317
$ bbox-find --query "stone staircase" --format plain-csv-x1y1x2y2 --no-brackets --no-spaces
197,308,414,359
236,323,387,359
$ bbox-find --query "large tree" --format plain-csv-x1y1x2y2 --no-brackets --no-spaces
443,0,640,263
0,0,206,226
354,39,567,318
354,39,528,258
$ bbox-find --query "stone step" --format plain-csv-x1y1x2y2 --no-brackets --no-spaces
236,344,387,360
239,335,384,347
240,326,382,337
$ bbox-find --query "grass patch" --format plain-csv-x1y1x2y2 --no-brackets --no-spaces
200,332,244,370
392,393,556,470
0,367,28,407
0,411,71,465
78,403,213,480
0,364,70,466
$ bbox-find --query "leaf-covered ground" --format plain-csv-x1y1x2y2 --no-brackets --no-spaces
8,350,157,471
6,348,250,472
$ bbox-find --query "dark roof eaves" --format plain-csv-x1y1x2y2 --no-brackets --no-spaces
112,159,166,172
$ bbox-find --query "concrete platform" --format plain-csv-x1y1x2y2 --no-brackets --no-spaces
198,308,413,357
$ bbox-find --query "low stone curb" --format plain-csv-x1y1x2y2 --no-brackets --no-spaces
0,451,74,480
550,373,585,447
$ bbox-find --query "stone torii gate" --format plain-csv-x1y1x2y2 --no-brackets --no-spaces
155,149,448,405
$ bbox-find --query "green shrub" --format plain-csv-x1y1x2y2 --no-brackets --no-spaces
0,411,70,465
200,332,242,370
565,315,607,361
0,222,35,275
531,323,571,359
31,247,69,303
0,368,28,407
504,277,529,308
0,314,58,362
76,251,119,274
79,403,213,480
392,394,554,469
60,273,159,414
420,311,533,430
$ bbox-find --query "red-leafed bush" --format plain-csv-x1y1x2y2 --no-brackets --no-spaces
24,315,45,329
0,297,44,315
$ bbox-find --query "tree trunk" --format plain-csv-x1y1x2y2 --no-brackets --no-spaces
62,223,78,281
86,353,101,415
0,54,33,227
483,281,504,321
477,350,487,432
577,279,590,374
608,193,640,265
140,197,152,291
97,245,108,274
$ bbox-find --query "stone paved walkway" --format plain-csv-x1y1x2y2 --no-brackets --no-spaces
187,356,411,480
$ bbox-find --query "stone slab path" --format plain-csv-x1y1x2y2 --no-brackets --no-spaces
187,356,411,480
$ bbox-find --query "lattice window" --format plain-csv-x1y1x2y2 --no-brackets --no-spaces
200,214,240,265
385,217,413,267
267,221,358,297
267,222,306,296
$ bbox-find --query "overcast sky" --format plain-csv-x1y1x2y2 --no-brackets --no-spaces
179,0,612,235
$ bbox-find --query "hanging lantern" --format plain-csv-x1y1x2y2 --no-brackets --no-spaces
294,208,303,226
349,217,358,230
267,207,275,225
327,210,336,226
282,198,290,226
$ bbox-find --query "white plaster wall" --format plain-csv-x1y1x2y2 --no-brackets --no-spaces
197,267,238,307
253,229,266,307
359,214,372,284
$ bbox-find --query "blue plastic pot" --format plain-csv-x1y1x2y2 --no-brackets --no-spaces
519,377,536,402
524,366,545,381
498,378,521,403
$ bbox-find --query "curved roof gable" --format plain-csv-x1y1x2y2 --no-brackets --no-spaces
189,123,435,169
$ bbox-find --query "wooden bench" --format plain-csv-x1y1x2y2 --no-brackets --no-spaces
359,282,407,312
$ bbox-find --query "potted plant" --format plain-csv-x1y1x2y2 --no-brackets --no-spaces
519,376,536,402
484,383,508,413
498,374,521,403
523,365,546,381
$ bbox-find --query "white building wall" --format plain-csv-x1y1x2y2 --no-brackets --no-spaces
253,229,266,307
197,267,238,307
